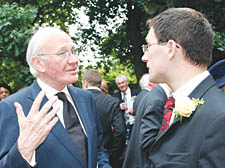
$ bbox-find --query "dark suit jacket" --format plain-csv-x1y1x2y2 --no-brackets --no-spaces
143,75,225,168
87,89,125,156
133,89,150,114
123,85,168,168
112,88,140,103
0,81,111,168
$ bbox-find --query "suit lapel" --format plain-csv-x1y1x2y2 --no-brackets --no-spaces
155,75,217,142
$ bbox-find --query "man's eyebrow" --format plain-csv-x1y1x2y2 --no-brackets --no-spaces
58,46,67,50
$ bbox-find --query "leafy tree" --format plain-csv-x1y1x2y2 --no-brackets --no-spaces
0,3,37,92
1,0,224,92
75,0,225,81
0,1,80,91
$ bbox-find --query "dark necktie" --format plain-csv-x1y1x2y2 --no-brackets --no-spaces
56,92,88,166
161,96,175,131
122,92,128,121
123,92,127,105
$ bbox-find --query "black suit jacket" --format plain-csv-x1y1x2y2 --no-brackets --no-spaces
123,85,168,168
112,88,140,103
88,89,125,160
143,75,225,168
133,89,150,114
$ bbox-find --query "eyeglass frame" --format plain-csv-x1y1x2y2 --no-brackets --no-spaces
142,42,180,53
37,48,80,58
142,42,167,53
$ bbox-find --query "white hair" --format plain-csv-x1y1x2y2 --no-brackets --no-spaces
26,27,65,77
139,73,150,89
115,74,128,84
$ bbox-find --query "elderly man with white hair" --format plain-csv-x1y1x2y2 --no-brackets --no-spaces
0,27,111,168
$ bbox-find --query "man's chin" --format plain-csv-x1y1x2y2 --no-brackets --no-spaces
67,77,78,85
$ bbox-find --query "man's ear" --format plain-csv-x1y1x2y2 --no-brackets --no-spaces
31,57,45,73
167,39,178,60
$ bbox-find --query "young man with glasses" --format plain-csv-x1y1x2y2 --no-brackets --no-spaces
140,8,225,168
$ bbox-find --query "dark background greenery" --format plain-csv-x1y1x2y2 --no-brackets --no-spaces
0,0,224,94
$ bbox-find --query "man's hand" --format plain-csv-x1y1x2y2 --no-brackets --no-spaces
14,90,59,162
127,107,134,114
120,102,127,110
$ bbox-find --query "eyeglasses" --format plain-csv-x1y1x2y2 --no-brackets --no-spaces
142,42,167,53
38,48,80,58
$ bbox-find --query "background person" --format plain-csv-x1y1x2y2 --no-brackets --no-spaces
100,79,109,95
123,83,171,168
82,69,125,168
133,73,158,114
112,74,140,167
208,59,225,93
0,83,11,100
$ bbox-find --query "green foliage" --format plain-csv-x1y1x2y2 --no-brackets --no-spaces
0,3,37,63
79,0,225,78
0,1,80,91
0,0,225,92
100,58,137,93
77,58,137,93
0,3,37,92
0,57,34,93
214,32,225,52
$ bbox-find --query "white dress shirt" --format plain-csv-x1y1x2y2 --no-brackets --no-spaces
121,87,133,109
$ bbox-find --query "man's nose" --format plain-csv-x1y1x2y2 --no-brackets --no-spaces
68,53,78,64
141,53,148,62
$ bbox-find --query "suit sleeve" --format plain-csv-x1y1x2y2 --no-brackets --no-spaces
0,101,31,168
111,99,125,156
90,97,111,168
198,112,225,168
139,97,165,151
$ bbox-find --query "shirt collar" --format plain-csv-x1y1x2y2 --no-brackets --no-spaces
87,86,101,91
125,87,131,95
159,83,171,98
173,71,209,99
37,78,70,99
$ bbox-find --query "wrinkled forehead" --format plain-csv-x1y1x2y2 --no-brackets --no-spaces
40,30,75,51
117,78,128,84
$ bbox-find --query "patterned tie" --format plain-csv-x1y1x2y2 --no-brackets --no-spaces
56,92,88,166
161,96,175,131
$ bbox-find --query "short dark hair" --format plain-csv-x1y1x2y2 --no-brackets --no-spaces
148,8,214,66
0,83,12,94
83,69,102,88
